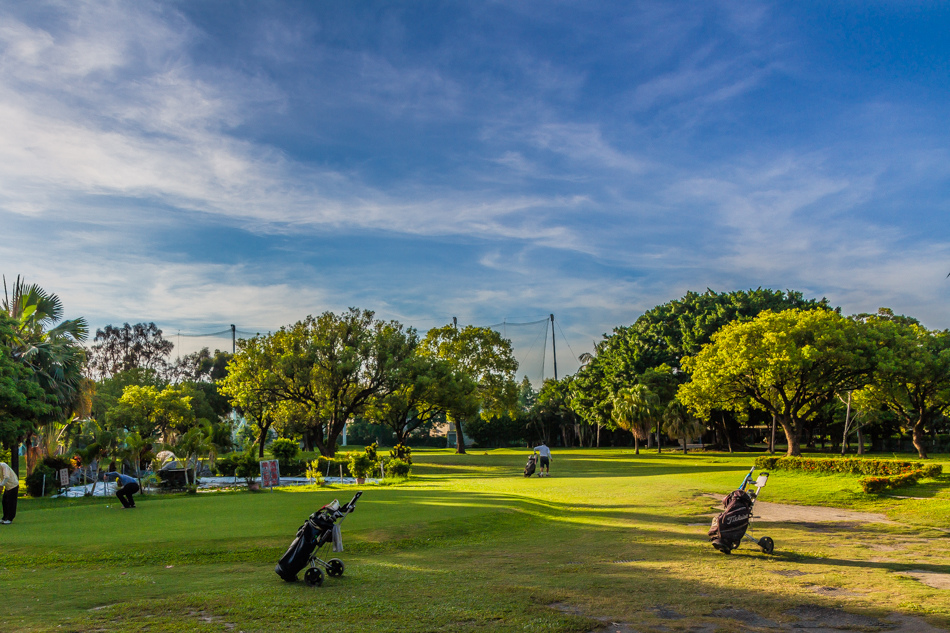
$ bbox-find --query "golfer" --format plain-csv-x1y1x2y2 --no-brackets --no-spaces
104,471,139,509
533,442,552,477
1,461,18,524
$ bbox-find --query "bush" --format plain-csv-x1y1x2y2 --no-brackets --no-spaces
348,452,376,479
390,443,412,465
213,452,242,476
279,458,307,476
25,464,56,497
316,455,351,478
754,456,940,477
364,441,379,463
0,446,9,463
305,459,325,484
270,438,299,463
386,458,412,478
214,451,262,485
860,471,924,494
234,452,260,486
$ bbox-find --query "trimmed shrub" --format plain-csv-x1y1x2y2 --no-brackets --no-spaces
390,443,412,465
270,438,299,463
754,456,940,477
348,452,375,479
364,442,379,463
860,471,924,494
386,458,412,478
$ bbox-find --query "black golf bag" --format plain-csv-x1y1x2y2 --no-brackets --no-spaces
275,520,325,581
275,492,361,583
524,454,537,477
708,489,752,550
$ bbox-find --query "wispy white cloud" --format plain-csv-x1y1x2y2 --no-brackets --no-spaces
2,0,950,366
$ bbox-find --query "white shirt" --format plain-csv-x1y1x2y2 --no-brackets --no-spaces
533,445,551,458
0,462,18,491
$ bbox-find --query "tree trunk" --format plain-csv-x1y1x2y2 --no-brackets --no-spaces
857,425,864,455
656,420,662,454
720,413,733,453
633,434,639,455
682,433,687,454
912,417,928,459
596,424,601,447
454,417,466,454
769,414,776,455
7,440,19,477
779,415,801,456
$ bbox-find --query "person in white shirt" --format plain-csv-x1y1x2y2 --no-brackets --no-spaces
533,443,552,477
1,461,19,524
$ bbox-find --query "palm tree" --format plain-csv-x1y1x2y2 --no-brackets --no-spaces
662,400,705,454
172,426,212,486
122,431,152,493
2,276,88,473
612,385,658,455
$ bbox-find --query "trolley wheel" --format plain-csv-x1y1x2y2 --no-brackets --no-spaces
759,536,774,555
327,558,345,577
304,567,324,586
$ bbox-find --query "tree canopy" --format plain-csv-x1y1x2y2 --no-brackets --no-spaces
678,309,878,456
421,324,518,454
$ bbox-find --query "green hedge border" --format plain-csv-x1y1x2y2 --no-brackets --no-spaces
754,456,942,495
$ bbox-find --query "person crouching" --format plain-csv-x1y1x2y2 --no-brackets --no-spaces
105,471,140,508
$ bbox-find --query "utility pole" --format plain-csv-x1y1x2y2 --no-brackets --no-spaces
550,314,557,380
231,324,236,354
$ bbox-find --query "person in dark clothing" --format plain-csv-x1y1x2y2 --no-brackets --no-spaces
105,471,140,508
1,461,18,524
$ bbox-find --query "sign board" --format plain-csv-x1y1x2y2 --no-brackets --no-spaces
260,459,280,488
59,468,69,487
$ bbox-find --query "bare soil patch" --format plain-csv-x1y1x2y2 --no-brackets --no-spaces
899,570,950,590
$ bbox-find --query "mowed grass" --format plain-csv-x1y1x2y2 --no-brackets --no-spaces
2,449,949,632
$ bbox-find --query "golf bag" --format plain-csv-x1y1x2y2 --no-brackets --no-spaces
275,520,323,582
275,491,361,583
708,489,752,549
524,453,537,477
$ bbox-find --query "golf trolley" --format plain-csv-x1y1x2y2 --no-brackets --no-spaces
708,467,774,555
275,491,362,586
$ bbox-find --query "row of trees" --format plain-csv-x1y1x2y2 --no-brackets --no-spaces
4,276,947,481
220,309,519,457
564,290,950,459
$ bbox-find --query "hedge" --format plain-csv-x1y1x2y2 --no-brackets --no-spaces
753,456,943,495
860,471,926,494
753,456,942,477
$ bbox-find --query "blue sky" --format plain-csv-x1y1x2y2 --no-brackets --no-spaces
2,1,949,380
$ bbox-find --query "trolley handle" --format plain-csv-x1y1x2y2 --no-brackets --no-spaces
338,491,363,516
738,466,756,491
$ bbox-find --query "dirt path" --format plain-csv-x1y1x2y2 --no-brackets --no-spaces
701,493,895,524
752,499,897,524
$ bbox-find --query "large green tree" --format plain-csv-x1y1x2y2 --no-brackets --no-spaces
678,309,878,456
853,318,950,459
221,309,416,457
366,352,474,445
421,325,518,454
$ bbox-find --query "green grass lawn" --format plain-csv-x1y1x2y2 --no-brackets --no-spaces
2,449,949,632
